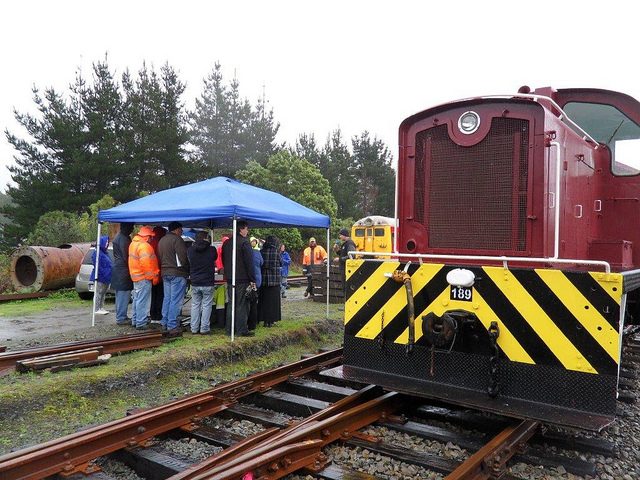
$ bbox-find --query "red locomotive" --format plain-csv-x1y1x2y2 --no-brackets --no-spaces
333,86,640,430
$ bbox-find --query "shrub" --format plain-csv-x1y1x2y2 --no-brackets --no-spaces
0,253,11,293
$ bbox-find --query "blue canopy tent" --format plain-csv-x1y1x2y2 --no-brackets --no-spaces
94,177,332,337
98,177,330,228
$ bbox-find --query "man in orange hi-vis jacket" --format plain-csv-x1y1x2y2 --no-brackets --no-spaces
302,237,327,298
128,225,160,330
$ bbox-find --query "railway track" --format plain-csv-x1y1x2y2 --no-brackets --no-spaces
0,332,164,374
0,347,627,480
0,291,53,303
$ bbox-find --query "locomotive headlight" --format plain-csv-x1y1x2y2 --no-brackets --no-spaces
458,111,480,134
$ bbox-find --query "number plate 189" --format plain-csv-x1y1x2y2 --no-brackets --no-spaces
450,286,473,302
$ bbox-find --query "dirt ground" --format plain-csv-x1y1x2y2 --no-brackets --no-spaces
0,283,331,350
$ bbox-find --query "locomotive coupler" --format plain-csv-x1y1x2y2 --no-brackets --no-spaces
487,321,500,398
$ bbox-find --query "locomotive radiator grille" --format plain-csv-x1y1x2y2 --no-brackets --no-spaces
415,118,530,252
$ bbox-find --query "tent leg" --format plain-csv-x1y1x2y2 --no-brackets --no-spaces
91,223,102,327
326,228,330,320
231,218,237,342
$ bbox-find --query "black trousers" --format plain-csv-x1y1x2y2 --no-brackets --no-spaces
150,281,164,320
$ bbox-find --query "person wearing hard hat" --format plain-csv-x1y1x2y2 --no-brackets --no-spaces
128,226,160,330
302,237,327,298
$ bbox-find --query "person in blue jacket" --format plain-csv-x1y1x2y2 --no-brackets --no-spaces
280,243,291,298
91,235,113,315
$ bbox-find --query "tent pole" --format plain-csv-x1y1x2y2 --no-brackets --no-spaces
91,222,102,327
326,228,330,320
231,218,237,342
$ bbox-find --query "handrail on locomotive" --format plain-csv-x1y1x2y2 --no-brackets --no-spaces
349,250,612,274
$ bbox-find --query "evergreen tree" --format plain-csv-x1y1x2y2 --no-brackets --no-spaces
3,59,193,246
4,85,82,243
80,60,125,204
247,90,280,165
293,133,325,170
323,130,359,219
351,132,395,216
191,63,279,177
157,63,195,185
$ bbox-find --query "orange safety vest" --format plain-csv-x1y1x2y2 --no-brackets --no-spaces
302,245,327,266
128,235,160,283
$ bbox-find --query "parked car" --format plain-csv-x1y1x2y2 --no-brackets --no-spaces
75,246,115,300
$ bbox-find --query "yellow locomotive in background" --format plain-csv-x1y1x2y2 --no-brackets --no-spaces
351,216,396,257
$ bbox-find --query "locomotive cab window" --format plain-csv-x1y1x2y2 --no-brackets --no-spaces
374,228,385,236
564,101,640,176
354,228,365,237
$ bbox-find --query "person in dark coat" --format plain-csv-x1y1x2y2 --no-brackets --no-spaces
221,220,256,337
335,228,357,299
111,223,134,325
187,231,217,334
157,221,189,336
247,240,263,331
149,226,166,321
258,235,281,327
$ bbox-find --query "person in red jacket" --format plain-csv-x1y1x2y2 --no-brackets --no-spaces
128,226,160,330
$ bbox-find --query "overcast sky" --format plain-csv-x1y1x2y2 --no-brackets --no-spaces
1,0,637,193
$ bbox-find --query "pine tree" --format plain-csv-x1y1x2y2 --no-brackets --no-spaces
191,63,230,176
351,132,395,216
191,63,279,177
157,63,194,186
246,88,280,165
4,84,83,242
323,130,359,219
3,59,193,245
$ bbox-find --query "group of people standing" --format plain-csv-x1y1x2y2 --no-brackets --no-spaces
92,220,354,338
221,221,288,336
109,221,190,337
93,220,292,339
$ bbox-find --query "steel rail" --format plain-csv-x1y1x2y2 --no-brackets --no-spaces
445,419,539,480
0,332,164,373
187,391,399,480
0,348,342,480
170,384,383,480
0,291,52,303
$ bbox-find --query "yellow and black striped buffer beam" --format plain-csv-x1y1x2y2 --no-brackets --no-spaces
344,260,623,375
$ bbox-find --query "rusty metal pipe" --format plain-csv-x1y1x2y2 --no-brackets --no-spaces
10,243,91,292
